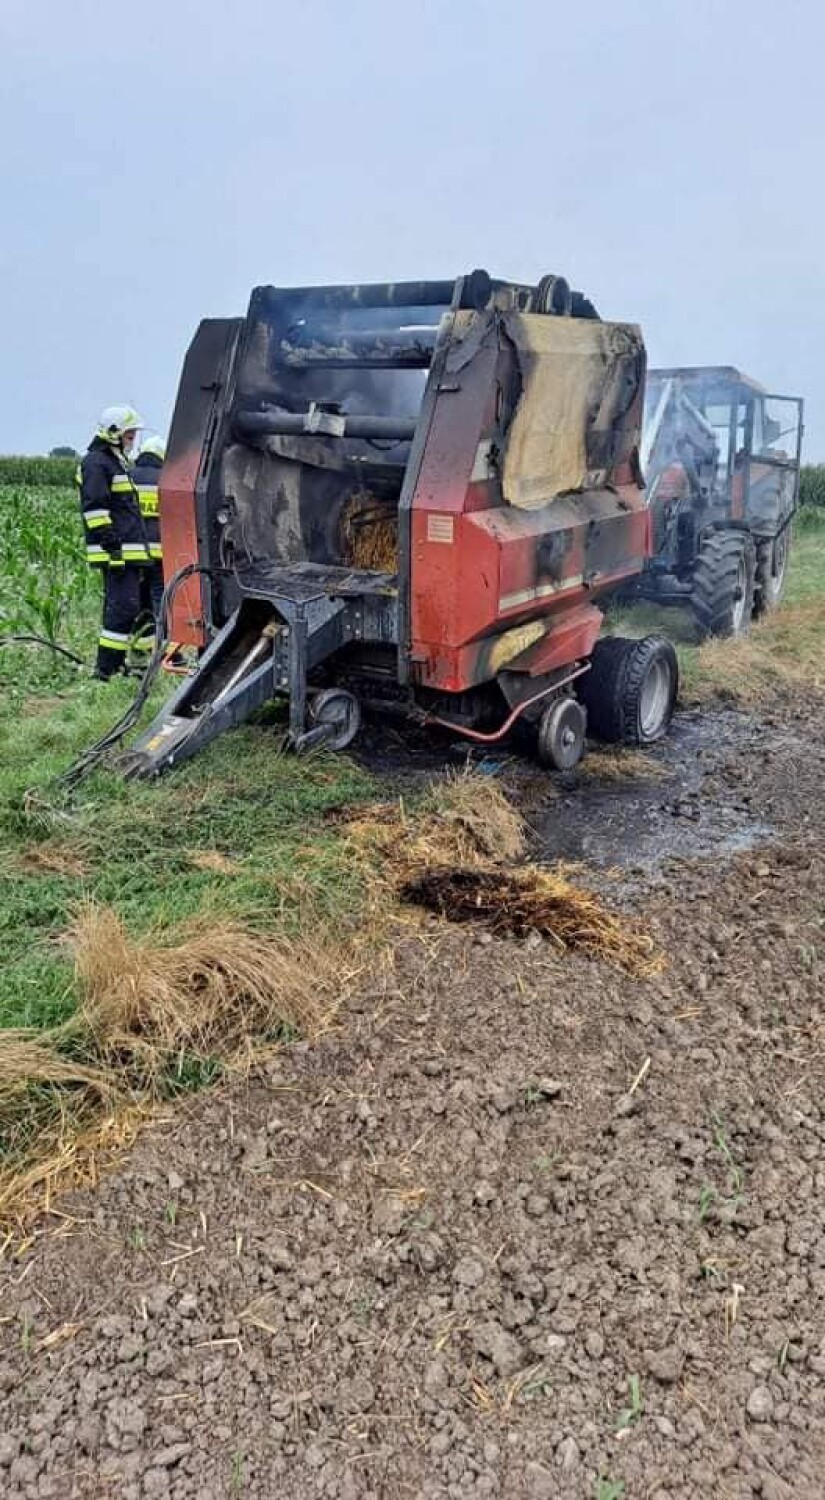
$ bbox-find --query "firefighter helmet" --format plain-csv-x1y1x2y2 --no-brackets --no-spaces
96,405,145,444
139,434,167,461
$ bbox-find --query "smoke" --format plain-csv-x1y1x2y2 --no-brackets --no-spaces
239,293,434,424
280,301,431,420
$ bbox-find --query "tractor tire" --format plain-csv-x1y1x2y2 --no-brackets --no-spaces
691,531,756,640
753,529,790,618
579,635,679,746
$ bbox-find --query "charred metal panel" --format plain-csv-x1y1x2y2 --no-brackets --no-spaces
160,318,243,646
405,308,647,692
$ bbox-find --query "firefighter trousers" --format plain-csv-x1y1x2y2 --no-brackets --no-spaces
139,562,165,625
96,565,145,679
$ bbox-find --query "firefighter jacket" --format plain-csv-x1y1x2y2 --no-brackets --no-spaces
76,437,149,567
131,451,163,562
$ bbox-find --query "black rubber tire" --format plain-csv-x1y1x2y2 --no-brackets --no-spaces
536,697,587,771
579,635,679,746
310,689,362,751
691,531,756,640
753,530,790,618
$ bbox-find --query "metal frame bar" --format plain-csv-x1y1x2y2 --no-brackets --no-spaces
763,394,805,512
395,280,470,686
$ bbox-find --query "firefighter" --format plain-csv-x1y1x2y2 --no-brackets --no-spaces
132,434,166,626
76,405,148,679
131,435,189,674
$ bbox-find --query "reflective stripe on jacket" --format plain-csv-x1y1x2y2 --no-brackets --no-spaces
131,452,163,561
76,438,149,567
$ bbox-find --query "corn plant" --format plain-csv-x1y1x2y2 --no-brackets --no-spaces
0,456,76,487
0,480,96,648
800,465,825,508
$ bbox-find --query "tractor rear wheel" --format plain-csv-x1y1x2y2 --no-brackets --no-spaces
579,635,678,746
753,529,790,617
691,531,756,639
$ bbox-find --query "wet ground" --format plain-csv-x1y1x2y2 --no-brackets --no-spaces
356,705,776,880
528,708,773,876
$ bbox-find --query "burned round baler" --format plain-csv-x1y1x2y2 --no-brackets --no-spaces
131,271,677,774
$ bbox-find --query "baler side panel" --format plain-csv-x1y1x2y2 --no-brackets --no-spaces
159,318,243,647
408,314,502,661
408,312,648,693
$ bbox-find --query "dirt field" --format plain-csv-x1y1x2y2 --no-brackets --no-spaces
2,691,824,1500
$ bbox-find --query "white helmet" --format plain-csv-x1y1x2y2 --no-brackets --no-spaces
96,405,145,444
139,434,167,461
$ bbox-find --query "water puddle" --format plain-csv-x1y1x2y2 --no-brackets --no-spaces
526,708,773,876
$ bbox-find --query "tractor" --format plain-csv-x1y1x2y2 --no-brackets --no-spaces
634,367,803,637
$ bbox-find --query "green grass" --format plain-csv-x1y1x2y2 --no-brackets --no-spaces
0,703,377,1031
615,1373,644,1431
594,1480,626,1500
0,473,386,1037
605,515,825,698
783,516,825,601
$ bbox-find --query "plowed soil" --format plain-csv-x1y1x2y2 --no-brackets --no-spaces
2,703,825,1500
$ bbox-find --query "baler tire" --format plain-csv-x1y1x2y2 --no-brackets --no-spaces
536,696,587,771
753,530,790,617
579,635,678,746
691,531,756,640
310,689,362,751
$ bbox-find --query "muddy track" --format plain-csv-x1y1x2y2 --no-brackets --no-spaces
2,703,825,1499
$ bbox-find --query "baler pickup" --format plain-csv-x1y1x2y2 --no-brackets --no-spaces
126,563,396,775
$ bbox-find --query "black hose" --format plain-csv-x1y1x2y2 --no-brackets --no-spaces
52,564,216,794
0,634,85,665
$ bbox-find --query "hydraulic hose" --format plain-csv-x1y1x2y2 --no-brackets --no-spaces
50,564,216,794
0,634,85,665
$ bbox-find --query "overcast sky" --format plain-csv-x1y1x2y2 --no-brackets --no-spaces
1,0,822,456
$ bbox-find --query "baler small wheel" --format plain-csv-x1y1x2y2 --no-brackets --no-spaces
753,529,790,617
579,635,678,746
691,530,756,639
536,697,587,771
310,689,362,751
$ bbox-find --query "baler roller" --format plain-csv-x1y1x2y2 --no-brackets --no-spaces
277,329,436,369
235,407,418,442
260,270,493,313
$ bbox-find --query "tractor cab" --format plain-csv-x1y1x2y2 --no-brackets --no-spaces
644,367,803,534
636,367,804,636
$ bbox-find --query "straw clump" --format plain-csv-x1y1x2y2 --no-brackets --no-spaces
342,769,527,875
401,866,662,977
341,491,398,574
580,748,667,783
0,904,347,1229
696,600,825,705
71,904,336,1078
342,769,661,977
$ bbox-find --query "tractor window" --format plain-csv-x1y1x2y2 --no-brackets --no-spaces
754,397,801,463
704,402,734,480
734,403,748,468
